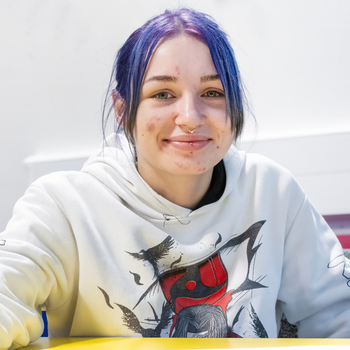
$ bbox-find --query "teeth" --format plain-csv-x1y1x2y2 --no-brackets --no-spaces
190,142,193,145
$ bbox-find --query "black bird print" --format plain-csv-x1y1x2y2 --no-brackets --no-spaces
115,302,172,337
126,236,175,277
132,221,267,309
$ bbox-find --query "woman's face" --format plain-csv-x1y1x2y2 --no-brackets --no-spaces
134,35,234,180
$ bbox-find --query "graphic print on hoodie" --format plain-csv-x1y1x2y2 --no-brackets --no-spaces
98,220,268,338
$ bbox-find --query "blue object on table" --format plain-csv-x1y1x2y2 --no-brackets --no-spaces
42,311,48,337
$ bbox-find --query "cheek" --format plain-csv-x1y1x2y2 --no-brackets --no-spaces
216,128,235,155
147,122,155,132
223,131,235,147
144,116,161,133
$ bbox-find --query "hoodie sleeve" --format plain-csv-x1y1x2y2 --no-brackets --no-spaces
0,181,78,350
278,195,350,337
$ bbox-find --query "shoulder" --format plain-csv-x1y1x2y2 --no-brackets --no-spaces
10,170,100,224
250,153,304,194
244,152,293,179
31,170,91,189
225,148,305,200
24,170,95,202
225,147,296,181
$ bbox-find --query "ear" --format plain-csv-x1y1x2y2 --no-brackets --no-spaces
112,90,125,127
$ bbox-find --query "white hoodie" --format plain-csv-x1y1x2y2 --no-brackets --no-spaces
0,133,349,349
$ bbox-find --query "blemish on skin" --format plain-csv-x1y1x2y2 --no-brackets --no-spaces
147,122,155,132
217,146,220,149
142,134,144,137
175,161,190,170
175,162,184,169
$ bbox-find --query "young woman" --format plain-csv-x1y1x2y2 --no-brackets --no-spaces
0,8,349,349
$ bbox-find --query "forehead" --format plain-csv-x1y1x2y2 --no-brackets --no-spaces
144,35,217,78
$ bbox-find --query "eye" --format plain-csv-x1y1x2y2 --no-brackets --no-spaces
203,90,224,98
153,91,173,100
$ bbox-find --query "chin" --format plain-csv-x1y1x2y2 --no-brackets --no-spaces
170,160,213,176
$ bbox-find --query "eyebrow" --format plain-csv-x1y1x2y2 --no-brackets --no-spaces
144,75,178,84
200,74,220,83
143,74,221,85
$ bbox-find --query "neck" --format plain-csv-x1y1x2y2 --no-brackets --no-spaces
137,166,213,210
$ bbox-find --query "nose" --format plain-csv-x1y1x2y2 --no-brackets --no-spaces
175,92,204,131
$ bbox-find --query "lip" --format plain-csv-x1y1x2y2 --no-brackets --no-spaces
164,135,212,151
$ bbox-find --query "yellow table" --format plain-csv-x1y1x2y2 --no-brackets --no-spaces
22,337,350,349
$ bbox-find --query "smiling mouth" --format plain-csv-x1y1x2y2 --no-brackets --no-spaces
164,139,211,151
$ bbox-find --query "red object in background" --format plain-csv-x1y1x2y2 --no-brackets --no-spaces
323,214,350,249
337,235,350,249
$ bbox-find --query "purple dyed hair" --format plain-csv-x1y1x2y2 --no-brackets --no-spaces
103,8,246,143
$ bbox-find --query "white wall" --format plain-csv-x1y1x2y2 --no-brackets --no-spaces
0,0,349,230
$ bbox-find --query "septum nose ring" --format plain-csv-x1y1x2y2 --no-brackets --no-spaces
187,127,196,134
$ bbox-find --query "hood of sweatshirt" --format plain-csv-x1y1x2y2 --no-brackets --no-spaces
81,133,246,221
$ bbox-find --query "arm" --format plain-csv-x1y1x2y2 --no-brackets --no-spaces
278,196,350,337
0,181,78,349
